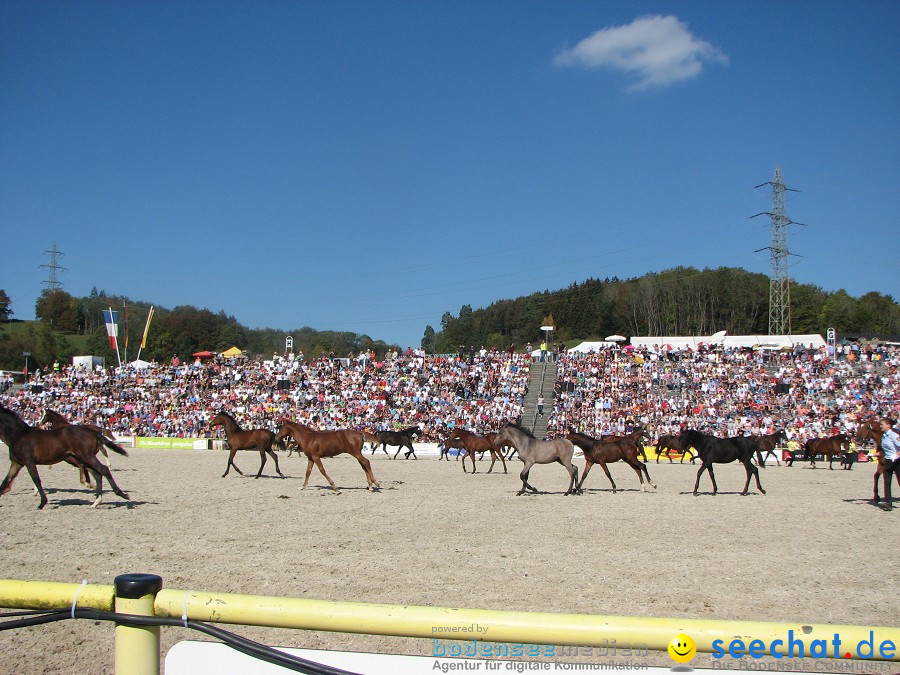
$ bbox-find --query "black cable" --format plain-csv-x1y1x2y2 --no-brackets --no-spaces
0,607,360,675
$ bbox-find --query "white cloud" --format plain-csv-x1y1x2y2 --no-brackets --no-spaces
555,15,728,90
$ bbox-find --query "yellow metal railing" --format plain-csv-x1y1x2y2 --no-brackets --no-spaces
1,576,898,674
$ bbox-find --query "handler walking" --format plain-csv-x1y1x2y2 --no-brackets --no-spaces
878,418,900,511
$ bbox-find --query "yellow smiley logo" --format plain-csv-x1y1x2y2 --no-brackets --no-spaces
668,633,696,663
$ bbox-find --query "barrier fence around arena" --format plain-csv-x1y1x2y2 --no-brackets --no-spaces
1,575,898,675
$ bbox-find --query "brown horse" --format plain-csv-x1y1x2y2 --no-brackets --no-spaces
275,420,379,492
0,404,129,509
752,429,787,466
856,420,899,502
654,434,696,464
40,409,114,486
567,429,656,493
794,433,851,470
443,428,507,474
603,426,652,461
209,412,284,479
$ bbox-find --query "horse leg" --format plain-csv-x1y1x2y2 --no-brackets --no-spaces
468,450,477,474
751,462,766,495
392,445,402,460
267,448,284,477
640,461,657,489
255,448,268,478
599,462,617,493
487,450,496,474
312,457,339,492
81,454,129,504
576,460,593,493
563,460,578,496
0,461,24,497
405,441,416,460
301,457,314,489
24,461,48,509
355,454,379,491
706,464,719,494
518,460,537,495
873,468,881,502
223,447,243,477
623,459,645,492
693,462,709,495
497,449,507,474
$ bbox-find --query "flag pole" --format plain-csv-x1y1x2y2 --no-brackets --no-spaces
137,306,154,362
109,306,122,368
122,304,128,365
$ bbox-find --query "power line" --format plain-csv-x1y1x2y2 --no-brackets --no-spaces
39,243,68,291
751,167,806,335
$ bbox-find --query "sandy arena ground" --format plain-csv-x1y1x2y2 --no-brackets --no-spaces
0,447,897,674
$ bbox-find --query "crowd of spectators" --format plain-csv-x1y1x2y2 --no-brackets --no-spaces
0,346,531,443
1,341,897,449
547,342,900,445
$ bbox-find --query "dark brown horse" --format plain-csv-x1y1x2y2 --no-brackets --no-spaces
678,429,765,496
209,412,284,479
793,433,851,469
275,420,379,492
443,428,507,474
40,409,115,486
654,434,696,463
856,420,899,502
567,429,656,493
0,404,129,509
370,425,421,459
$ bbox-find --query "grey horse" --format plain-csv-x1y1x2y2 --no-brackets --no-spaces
492,423,579,496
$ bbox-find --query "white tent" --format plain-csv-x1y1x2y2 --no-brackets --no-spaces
129,359,152,369
568,341,617,353
630,334,826,350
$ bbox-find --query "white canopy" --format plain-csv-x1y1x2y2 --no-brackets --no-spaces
568,341,618,353
629,334,826,350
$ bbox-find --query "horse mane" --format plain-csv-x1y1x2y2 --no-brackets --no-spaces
213,411,240,427
0,404,30,443
566,428,594,442
506,423,536,439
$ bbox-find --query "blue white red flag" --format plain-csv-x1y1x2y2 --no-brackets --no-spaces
102,309,119,350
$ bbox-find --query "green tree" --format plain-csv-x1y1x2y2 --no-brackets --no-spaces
0,289,11,320
35,289,78,331
421,325,435,353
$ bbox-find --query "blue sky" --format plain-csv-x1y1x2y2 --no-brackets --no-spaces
2,1,898,347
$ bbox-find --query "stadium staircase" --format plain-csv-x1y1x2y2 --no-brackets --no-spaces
520,356,556,439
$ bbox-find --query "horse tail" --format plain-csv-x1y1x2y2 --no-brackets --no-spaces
98,433,129,457
272,439,286,451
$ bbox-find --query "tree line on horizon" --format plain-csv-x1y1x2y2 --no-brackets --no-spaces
0,265,897,372
420,266,900,353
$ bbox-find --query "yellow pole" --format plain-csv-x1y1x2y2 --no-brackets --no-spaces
154,590,900,661
114,574,163,675
0,579,113,611
1,578,898,663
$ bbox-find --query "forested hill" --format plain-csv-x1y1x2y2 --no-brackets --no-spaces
0,287,389,372
422,266,900,353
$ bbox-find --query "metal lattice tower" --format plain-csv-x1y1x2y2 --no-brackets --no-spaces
751,167,800,335
39,243,68,290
